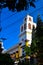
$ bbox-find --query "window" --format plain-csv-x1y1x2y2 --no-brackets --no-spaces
21,25,23,32
29,17,31,21
28,23,31,29
24,23,26,30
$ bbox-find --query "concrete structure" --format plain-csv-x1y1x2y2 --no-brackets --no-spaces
19,15,36,46
5,15,36,62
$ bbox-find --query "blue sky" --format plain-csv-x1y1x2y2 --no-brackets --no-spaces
1,0,43,50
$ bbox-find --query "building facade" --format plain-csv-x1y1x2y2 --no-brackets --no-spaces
5,15,36,62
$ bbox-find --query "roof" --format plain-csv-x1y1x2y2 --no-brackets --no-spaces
5,42,22,53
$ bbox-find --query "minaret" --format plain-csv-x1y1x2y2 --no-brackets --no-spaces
19,15,36,47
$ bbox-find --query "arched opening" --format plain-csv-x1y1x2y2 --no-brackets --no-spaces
28,23,31,29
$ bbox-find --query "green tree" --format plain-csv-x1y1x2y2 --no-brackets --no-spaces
30,15,43,65
0,53,14,65
0,40,14,65
31,26,37,55
30,26,38,65
36,15,43,64
18,58,30,65
0,0,37,12
24,46,31,56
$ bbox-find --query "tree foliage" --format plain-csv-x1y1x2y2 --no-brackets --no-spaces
18,59,30,65
24,46,31,56
0,53,14,65
31,15,43,64
31,15,43,55
36,15,43,64
0,0,37,11
30,15,43,65
36,15,43,52
31,26,37,54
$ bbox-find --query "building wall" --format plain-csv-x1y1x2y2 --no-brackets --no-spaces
19,15,36,46
6,15,36,61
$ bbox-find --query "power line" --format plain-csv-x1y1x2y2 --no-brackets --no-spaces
2,21,21,39
2,12,17,22
1,6,43,32
1,12,26,38
2,14,25,30
2,6,43,22
1,6,43,37
29,6,43,15
5,6,43,36
4,6,43,20
2,12,23,35
2,5,43,44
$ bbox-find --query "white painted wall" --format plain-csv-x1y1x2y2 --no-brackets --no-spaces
19,15,36,45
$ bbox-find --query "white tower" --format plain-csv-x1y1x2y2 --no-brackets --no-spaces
19,15,36,47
